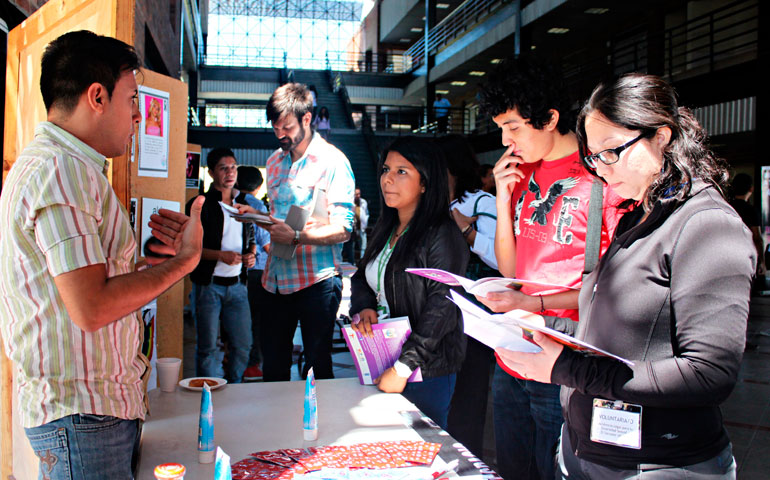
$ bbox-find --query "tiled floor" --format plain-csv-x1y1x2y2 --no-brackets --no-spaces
183,278,770,478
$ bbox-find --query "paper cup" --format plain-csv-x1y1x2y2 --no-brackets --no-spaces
157,357,182,392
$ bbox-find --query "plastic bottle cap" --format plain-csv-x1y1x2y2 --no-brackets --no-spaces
199,449,216,464
154,463,185,479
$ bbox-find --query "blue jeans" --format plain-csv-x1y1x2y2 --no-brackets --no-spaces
195,281,252,383
24,414,140,480
260,277,342,381
493,364,563,480
402,373,457,431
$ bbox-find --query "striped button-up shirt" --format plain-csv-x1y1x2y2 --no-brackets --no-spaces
0,122,147,428
263,133,355,294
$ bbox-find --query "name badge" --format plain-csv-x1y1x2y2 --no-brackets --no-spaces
590,398,642,449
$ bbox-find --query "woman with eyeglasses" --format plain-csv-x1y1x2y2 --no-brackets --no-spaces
494,74,755,478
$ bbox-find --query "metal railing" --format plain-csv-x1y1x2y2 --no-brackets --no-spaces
203,50,413,73
187,101,500,137
663,0,757,79
405,0,505,69
559,0,757,105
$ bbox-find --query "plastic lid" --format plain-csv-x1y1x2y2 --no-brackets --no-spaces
154,463,185,479
199,449,216,464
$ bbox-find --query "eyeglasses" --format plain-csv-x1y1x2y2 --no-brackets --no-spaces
583,132,650,169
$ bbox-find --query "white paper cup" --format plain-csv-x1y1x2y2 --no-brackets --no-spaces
156,357,182,392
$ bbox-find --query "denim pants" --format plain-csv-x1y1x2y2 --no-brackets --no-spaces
556,425,737,479
402,373,457,431
260,276,342,381
24,414,141,480
195,281,252,383
493,364,563,480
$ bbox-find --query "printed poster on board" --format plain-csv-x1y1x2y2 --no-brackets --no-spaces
186,151,201,189
140,198,180,260
138,85,170,178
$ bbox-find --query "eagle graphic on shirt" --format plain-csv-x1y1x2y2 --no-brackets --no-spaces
523,175,579,226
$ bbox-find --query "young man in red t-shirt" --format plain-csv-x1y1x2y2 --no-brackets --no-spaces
476,56,623,480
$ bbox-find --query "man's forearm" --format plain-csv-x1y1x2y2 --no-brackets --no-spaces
300,224,350,245
55,257,195,332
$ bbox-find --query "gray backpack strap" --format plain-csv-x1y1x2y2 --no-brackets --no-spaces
584,177,604,278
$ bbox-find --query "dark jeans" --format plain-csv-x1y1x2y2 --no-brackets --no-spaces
402,373,457,431
556,425,737,479
447,336,493,457
247,269,266,366
194,281,252,383
25,414,141,480
260,276,342,381
493,364,563,480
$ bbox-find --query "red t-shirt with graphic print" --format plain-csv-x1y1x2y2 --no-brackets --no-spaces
496,150,625,378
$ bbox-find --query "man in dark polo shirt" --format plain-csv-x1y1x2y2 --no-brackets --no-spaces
187,148,255,383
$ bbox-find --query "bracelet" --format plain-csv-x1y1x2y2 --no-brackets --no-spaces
538,295,545,313
462,225,473,238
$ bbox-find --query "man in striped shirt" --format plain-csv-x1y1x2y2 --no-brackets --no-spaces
257,83,355,381
0,31,203,480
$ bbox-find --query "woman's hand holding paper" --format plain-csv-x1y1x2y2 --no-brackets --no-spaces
495,331,563,383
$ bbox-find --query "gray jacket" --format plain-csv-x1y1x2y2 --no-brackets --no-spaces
550,180,756,469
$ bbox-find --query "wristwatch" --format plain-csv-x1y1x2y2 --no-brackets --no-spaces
293,230,301,246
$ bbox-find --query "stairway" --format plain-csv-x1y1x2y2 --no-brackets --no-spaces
292,70,352,129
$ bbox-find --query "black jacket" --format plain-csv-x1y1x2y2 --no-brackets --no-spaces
186,187,255,285
349,220,469,378
549,181,756,469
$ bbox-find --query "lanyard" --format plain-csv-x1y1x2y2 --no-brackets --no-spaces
375,227,408,313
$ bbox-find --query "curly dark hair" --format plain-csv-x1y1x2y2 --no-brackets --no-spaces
479,54,572,134
576,73,729,209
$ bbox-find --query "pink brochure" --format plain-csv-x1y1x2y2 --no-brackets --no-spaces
343,316,422,385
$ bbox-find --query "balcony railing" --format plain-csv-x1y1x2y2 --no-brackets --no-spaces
664,0,757,79
203,50,413,73
405,0,505,69
187,102,502,137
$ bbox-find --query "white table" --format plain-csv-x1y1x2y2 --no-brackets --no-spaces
137,378,497,478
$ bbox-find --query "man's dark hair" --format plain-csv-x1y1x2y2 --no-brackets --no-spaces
207,148,236,170
236,165,263,192
266,83,313,123
479,164,493,176
730,173,753,198
40,30,140,113
479,54,572,134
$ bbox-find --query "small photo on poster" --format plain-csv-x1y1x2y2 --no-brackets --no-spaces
144,95,164,137
138,86,170,178
186,151,201,189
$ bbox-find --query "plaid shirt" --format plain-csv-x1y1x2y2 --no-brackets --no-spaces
0,122,148,428
263,133,355,293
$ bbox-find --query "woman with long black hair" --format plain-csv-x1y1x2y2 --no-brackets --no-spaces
349,136,468,429
496,74,755,478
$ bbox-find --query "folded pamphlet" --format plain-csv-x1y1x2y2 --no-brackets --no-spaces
405,268,577,296
342,316,422,385
448,290,634,366
219,201,273,225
